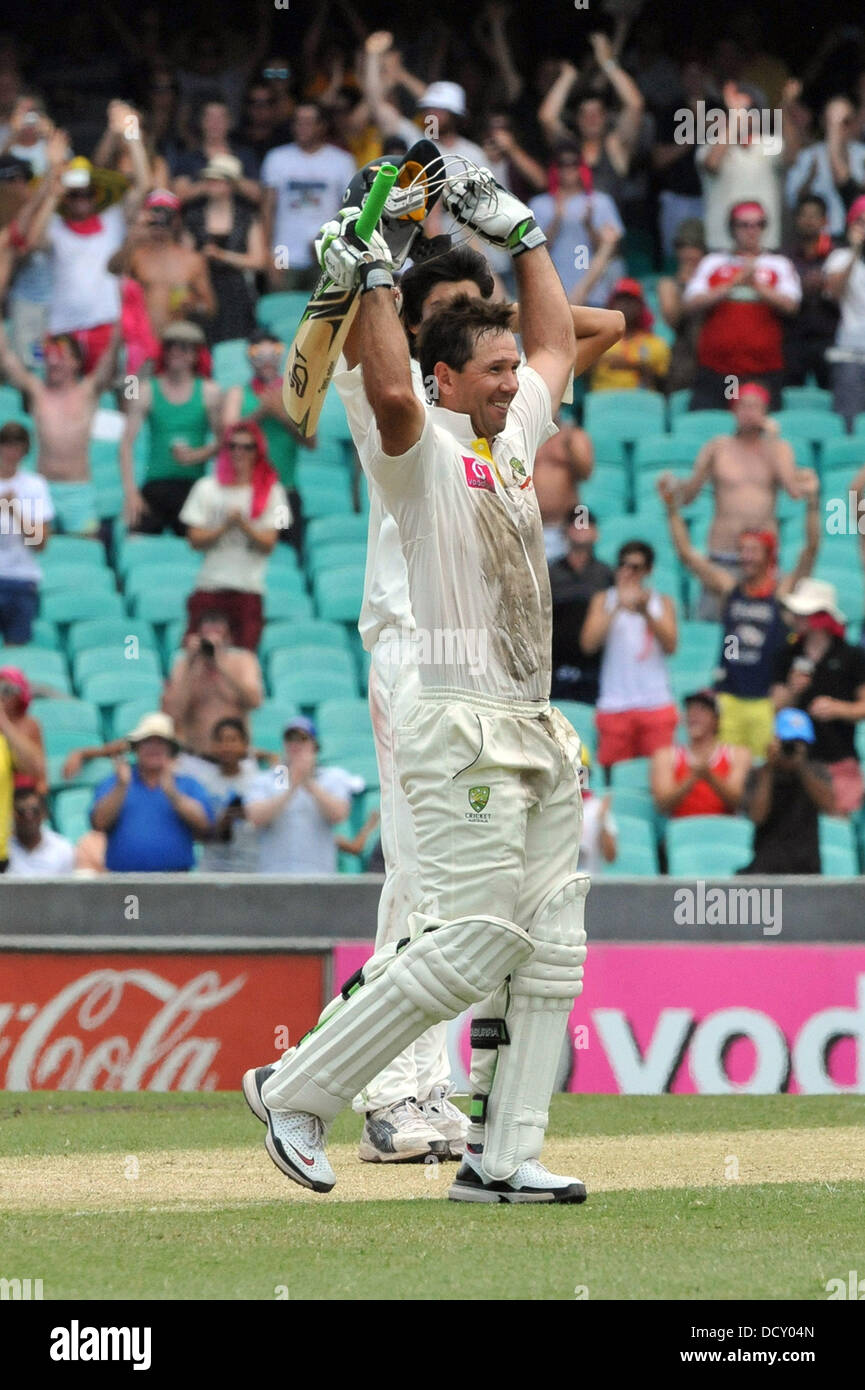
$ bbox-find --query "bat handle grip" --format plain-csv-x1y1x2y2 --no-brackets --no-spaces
355,162,399,245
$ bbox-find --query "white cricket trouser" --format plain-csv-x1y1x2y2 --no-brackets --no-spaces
351,632,451,1113
395,686,583,1011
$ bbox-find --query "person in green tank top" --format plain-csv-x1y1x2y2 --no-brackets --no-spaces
223,329,312,550
120,321,223,533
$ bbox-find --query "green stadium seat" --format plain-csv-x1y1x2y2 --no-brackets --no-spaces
40,563,116,595
611,815,659,874
42,590,125,625
314,565,365,623
29,697,101,740
266,566,309,596
633,436,696,471
269,644,355,691
16,618,60,651
249,699,300,753
322,748,379,789
666,815,752,875
579,477,628,519
48,754,115,791
256,291,308,335
124,562,200,603
671,410,734,445
0,383,24,416
588,432,628,467
79,669,162,711
851,413,865,436
110,697,160,741
317,697,371,743
781,386,833,412
778,433,815,469
67,618,159,660
73,646,162,691
819,843,860,875
669,668,715,702
41,535,109,568
212,338,251,387
260,620,350,661
5,648,69,693
130,587,186,624
305,515,369,552
268,543,301,571
677,620,722,667
306,540,369,580
610,786,655,823
116,534,192,580
52,786,93,841
667,389,690,419
819,815,860,874
320,730,377,768
298,483,354,520
773,409,845,444
263,589,314,622
594,514,657,564
584,390,666,438
609,757,651,789
271,667,358,707
821,437,865,473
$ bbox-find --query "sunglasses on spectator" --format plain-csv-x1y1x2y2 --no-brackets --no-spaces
619,559,647,572
228,440,256,452
734,218,766,228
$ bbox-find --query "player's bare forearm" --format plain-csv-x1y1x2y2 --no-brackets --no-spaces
358,282,424,455
514,245,576,409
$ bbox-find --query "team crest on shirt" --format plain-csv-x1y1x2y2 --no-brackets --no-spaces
466,786,491,821
508,456,526,478
462,455,495,493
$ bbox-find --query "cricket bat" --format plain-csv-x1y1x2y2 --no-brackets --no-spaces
283,139,444,437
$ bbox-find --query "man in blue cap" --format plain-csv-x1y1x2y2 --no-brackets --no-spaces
245,716,361,874
741,708,835,874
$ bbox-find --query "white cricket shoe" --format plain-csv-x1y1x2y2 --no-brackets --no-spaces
418,1085,469,1158
243,1064,335,1193
448,1149,587,1204
358,1098,449,1163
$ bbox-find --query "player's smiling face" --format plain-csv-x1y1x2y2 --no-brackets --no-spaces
444,330,521,439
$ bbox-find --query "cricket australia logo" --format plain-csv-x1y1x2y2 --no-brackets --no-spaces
466,786,491,822
508,456,526,478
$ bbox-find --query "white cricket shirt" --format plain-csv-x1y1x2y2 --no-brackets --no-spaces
367,364,558,700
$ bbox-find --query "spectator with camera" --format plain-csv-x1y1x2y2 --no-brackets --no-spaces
741,709,835,874
772,579,865,815
7,786,75,876
245,716,360,875
162,611,264,761
90,712,212,873
194,716,261,873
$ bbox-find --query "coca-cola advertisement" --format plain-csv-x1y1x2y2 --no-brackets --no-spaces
0,953,325,1091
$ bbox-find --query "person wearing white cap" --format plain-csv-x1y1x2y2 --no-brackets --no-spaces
90,713,214,872
771,578,865,814
416,82,486,246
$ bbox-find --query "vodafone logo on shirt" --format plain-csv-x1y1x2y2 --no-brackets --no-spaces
462,455,495,493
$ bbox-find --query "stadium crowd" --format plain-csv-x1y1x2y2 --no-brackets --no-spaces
2,3,865,878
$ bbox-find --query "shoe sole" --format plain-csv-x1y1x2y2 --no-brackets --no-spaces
242,1068,268,1124
358,1142,449,1164
448,1180,587,1205
264,1129,335,1194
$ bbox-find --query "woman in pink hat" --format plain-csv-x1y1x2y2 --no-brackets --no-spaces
0,666,46,792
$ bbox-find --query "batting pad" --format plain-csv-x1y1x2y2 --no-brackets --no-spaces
261,914,534,1123
479,874,589,1180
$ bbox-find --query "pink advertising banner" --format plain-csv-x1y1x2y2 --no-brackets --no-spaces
333,943,865,1095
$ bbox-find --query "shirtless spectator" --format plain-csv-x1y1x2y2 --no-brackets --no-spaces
62,611,263,777
21,102,149,372
659,382,817,618
0,319,119,537
120,321,221,534
162,610,263,760
108,191,216,336
682,200,801,410
534,416,593,563
659,470,820,756
651,690,751,819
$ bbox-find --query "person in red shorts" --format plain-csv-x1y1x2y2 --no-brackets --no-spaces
180,420,289,651
581,539,678,767
681,199,801,410
650,689,751,818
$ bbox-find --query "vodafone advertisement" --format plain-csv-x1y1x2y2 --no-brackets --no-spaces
334,942,865,1095
0,954,324,1092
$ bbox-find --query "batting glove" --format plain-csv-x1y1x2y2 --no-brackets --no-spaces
442,170,547,257
314,207,394,290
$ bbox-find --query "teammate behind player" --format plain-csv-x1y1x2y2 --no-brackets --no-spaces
244,170,618,1203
